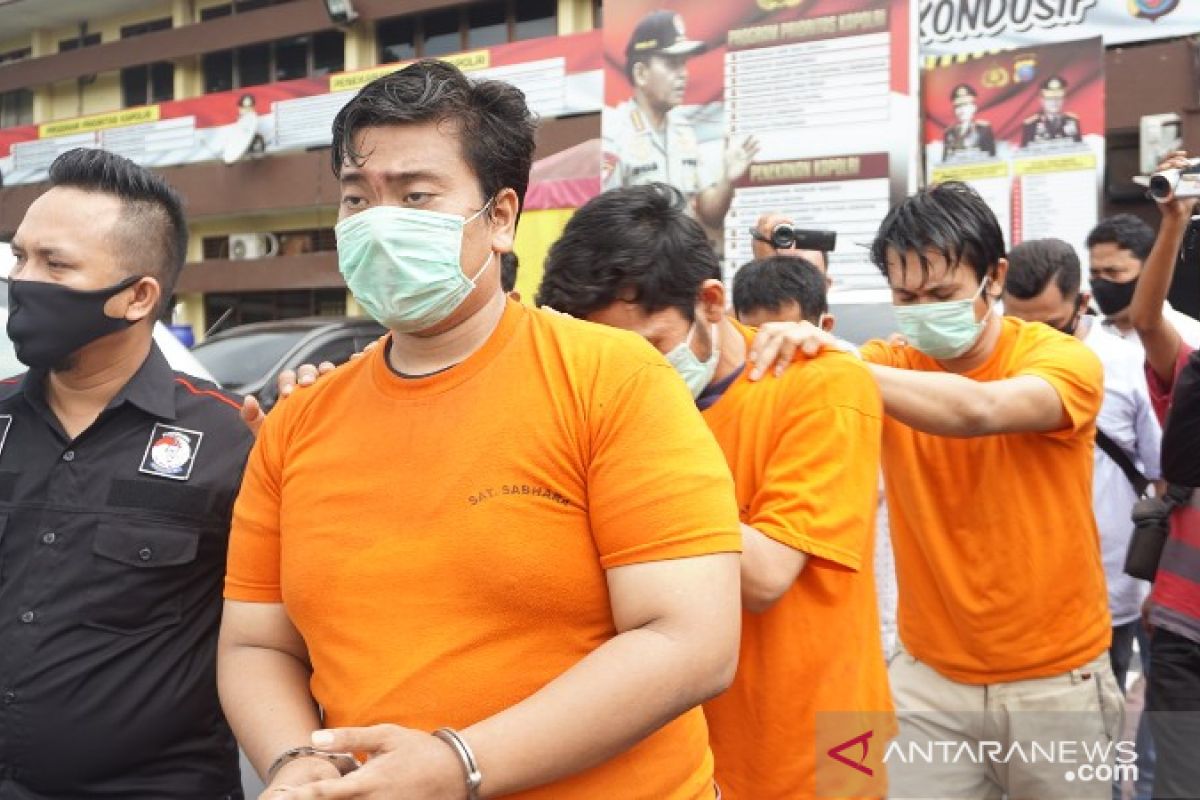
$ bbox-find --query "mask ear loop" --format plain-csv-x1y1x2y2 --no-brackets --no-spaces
465,196,498,285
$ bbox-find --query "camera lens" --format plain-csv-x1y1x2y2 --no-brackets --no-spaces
771,224,796,249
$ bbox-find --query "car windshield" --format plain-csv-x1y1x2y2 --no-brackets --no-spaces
192,330,306,390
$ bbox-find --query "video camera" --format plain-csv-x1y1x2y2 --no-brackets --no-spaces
1145,157,1200,203
749,223,837,253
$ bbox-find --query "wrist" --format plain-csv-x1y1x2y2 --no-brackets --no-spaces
433,727,483,800
267,754,342,786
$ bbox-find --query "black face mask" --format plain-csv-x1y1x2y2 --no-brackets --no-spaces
1051,295,1084,336
6,276,141,370
1090,277,1138,317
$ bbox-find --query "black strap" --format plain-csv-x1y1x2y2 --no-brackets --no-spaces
1095,428,1151,497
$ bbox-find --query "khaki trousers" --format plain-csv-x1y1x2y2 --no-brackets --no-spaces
886,647,1125,800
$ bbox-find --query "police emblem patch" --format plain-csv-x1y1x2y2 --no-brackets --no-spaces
1128,0,1180,22
0,415,10,461
139,423,203,481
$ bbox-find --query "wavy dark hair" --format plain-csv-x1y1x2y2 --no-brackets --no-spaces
536,183,721,321
331,60,536,217
870,181,1005,283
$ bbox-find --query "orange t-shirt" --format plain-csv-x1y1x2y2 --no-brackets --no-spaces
860,316,1110,684
701,323,892,800
225,301,742,800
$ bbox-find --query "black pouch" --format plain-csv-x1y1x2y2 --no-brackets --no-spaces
1125,497,1172,581
1125,485,1194,581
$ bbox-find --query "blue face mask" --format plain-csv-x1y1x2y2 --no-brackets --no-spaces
666,321,720,399
335,202,493,333
893,277,992,360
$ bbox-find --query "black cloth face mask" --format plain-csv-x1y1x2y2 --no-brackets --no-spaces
1089,277,1138,317
6,276,142,369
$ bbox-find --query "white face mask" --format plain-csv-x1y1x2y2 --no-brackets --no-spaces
335,201,494,333
666,321,720,399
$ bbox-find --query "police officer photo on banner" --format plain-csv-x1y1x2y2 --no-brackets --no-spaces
602,7,758,255
603,0,919,289
941,83,996,162
1019,75,1083,150
923,37,1105,258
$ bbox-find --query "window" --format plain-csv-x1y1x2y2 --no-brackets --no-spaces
200,0,293,20
514,0,556,41
378,17,416,64
376,0,560,64
0,49,33,128
468,2,508,49
202,32,344,93
423,9,462,57
59,33,101,52
120,19,175,107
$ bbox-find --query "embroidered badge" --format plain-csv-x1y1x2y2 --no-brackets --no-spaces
139,423,203,481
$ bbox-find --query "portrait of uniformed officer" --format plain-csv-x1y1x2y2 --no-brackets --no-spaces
942,83,996,160
603,9,757,233
0,148,252,798
1021,76,1082,148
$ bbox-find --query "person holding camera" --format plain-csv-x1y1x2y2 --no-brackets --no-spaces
1125,150,1200,800
749,213,831,283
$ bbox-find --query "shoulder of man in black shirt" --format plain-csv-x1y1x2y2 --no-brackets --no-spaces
0,343,254,799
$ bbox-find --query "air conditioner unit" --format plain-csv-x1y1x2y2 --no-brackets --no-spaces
228,232,279,260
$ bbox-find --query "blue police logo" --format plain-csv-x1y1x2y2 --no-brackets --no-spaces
1128,0,1180,22
139,423,204,481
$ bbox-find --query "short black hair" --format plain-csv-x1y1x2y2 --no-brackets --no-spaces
332,60,536,217
1086,214,1155,261
732,256,828,321
48,148,187,314
1005,238,1081,300
536,183,720,320
870,181,1005,284
500,251,518,293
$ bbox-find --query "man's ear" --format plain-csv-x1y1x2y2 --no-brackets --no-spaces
696,279,726,323
488,188,519,255
990,258,1009,299
110,276,162,323
820,312,836,333
631,60,647,88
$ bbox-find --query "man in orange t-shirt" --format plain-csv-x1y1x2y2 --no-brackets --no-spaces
749,182,1121,799
538,184,893,800
218,62,743,800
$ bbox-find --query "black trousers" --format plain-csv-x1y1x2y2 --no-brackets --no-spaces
1149,627,1200,799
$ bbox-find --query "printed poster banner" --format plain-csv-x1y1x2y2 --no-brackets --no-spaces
921,0,1200,59
602,0,919,293
924,36,1104,260
0,31,604,187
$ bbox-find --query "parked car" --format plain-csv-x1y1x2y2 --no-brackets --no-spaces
0,277,217,383
192,317,386,410
828,293,899,346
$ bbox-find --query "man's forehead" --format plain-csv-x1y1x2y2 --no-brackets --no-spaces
17,187,121,242
887,249,975,287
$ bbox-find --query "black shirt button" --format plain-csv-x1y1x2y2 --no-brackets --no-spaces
138,547,153,562
62,450,75,462
41,532,56,545
19,611,34,624
2,691,15,705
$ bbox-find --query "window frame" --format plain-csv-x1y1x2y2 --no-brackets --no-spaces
376,0,558,64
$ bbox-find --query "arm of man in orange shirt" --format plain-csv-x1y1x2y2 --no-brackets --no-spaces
746,321,1094,437
1129,150,1197,385
222,555,741,799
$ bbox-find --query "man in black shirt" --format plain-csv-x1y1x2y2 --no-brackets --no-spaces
0,148,251,798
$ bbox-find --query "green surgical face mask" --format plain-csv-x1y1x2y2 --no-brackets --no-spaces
335,201,493,333
893,277,992,360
